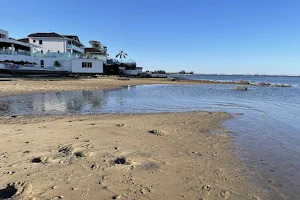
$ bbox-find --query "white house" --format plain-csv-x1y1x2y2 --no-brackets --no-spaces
0,29,39,64
0,29,103,74
24,32,85,56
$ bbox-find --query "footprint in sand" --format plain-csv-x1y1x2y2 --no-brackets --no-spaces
31,156,57,164
0,182,33,199
58,144,92,159
111,151,160,170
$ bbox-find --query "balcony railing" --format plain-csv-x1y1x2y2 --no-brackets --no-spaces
66,44,84,53
0,50,31,56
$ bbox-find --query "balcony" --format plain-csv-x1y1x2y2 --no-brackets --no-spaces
66,44,84,53
33,52,84,59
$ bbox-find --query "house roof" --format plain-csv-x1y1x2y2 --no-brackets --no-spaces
28,32,65,38
17,38,29,43
63,35,81,43
28,32,84,46
84,47,105,54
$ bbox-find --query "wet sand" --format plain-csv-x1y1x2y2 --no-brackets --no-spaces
0,77,244,98
0,112,269,200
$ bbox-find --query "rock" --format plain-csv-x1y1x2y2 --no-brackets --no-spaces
236,80,250,85
272,84,292,87
233,86,247,91
255,82,271,86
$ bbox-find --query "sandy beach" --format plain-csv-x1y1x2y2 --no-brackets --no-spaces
0,78,268,199
0,112,268,200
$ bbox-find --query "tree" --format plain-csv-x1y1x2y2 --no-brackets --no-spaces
54,60,61,67
179,70,186,74
153,70,166,74
89,40,102,51
115,50,128,63
103,45,108,57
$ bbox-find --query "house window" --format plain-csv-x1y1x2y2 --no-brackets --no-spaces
40,60,44,68
58,51,60,53
41,50,43,54
68,41,71,45
39,40,43,44
33,40,36,43
82,62,92,68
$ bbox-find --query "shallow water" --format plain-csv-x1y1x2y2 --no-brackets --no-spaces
1,84,300,199
170,74,300,86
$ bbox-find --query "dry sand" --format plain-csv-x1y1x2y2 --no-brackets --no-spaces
0,112,268,200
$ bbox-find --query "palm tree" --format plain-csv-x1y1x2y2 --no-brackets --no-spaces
115,50,127,63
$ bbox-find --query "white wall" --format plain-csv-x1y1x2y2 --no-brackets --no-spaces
29,38,67,53
136,68,143,74
124,69,138,76
41,58,72,71
71,59,103,73
0,29,8,38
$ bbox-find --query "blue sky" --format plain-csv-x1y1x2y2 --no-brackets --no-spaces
2,0,300,74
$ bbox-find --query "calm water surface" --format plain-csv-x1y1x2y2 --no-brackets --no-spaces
171,74,300,86
1,84,300,199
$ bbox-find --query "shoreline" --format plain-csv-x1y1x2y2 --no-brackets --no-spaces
0,111,269,199
0,77,293,98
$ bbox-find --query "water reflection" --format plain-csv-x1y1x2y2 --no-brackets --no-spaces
0,90,110,115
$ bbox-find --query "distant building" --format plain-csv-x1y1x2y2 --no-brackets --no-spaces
23,32,85,56
0,28,103,74
84,47,107,60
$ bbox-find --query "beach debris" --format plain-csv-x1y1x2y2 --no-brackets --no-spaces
233,86,248,91
149,129,167,136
